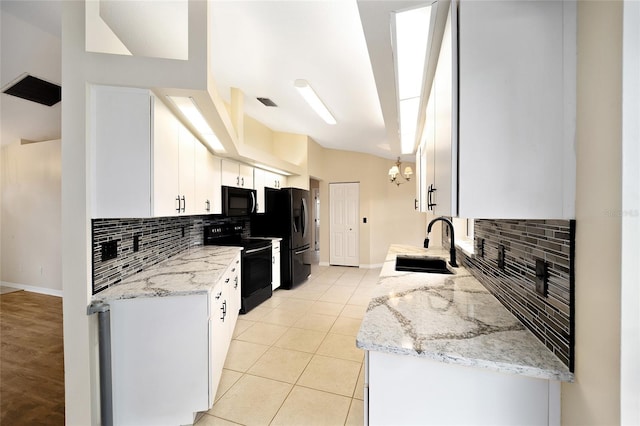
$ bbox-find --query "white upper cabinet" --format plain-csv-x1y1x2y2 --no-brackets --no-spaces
91,85,213,218
92,86,154,218
221,159,254,189
419,0,576,219
457,0,575,219
194,142,222,215
254,168,288,213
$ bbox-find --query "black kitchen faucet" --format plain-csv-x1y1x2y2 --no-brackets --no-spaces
424,216,458,268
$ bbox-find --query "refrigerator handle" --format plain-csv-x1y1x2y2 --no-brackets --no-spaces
301,197,308,238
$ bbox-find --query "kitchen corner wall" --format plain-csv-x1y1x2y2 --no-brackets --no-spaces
445,219,575,369
91,215,246,294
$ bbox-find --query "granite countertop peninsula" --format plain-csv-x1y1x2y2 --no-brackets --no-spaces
356,244,574,382
93,245,242,303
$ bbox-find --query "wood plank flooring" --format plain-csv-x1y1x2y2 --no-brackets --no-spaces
1,291,65,425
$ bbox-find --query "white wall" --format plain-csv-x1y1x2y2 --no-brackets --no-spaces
1,140,62,295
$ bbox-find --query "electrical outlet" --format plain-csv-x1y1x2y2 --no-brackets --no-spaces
535,259,548,297
133,235,140,252
101,240,118,262
498,245,506,270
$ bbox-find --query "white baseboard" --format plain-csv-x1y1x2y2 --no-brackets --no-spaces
1,281,63,297
319,261,330,267
359,263,384,269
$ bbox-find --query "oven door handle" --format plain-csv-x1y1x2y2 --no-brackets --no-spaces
294,247,310,255
245,245,272,255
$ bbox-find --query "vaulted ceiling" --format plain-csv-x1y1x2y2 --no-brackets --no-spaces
0,0,425,162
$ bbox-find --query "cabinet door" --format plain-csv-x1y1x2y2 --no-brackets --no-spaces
178,125,196,215
227,255,241,326
423,89,436,214
254,168,267,213
239,164,254,188
221,159,240,187
272,241,281,290
432,5,457,217
152,97,181,217
457,0,574,219
195,142,221,214
209,283,227,407
92,86,153,218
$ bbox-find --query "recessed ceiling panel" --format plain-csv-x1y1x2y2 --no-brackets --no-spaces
2,74,61,106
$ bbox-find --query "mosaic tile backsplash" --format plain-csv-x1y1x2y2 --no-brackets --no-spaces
443,219,575,370
92,215,248,294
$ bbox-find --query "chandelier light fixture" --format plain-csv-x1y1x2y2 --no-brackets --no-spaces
389,157,413,186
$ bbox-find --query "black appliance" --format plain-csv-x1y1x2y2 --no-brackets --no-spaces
251,187,311,289
222,186,257,217
203,224,272,313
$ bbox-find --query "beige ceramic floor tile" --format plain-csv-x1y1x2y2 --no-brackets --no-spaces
340,304,367,319
318,291,352,304
353,364,364,400
214,369,243,402
223,339,269,372
270,386,351,426
258,296,285,309
293,313,337,332
309,301,345,316
195,413,242,425
260,309,305,327
316,333,364,362
210,375,292,426
345,398,365,426
231,318,254,338
274,298,315,313
347,293,373,306
283,290,324,301
297,355,361,397
248,346,313,383
240,305,273,321
235,322,289,346
274,327,327,353
329,316,363,336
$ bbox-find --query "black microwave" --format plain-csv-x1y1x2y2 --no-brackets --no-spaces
222,186,257,217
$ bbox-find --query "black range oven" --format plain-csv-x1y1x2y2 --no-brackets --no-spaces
204,224,272,314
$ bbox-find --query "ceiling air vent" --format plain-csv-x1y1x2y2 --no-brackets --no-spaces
2,74,61,107
257,97,277,107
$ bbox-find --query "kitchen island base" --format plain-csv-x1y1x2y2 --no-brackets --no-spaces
366,350,560,425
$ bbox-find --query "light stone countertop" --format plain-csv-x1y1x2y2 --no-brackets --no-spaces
356,244,574,382
92,245,242,302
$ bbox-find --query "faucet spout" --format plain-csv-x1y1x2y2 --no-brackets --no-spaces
426,217,458,268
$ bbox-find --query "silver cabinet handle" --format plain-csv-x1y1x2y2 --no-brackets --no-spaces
175,196,181,213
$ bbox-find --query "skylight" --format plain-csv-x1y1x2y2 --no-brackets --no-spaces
392,5,432,154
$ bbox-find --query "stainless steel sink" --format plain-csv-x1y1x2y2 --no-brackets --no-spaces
395,255,454,275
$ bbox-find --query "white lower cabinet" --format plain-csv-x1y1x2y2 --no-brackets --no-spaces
272,240,281,290
366,350,560,426
109,254,241,426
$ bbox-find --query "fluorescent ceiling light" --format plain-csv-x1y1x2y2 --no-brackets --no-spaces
294,79,336,125
167,96,226,152
392,5,432,154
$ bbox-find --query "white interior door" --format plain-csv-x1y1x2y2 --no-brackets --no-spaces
329,182,359,267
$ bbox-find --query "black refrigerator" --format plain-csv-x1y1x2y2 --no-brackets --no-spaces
251,187,311,289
